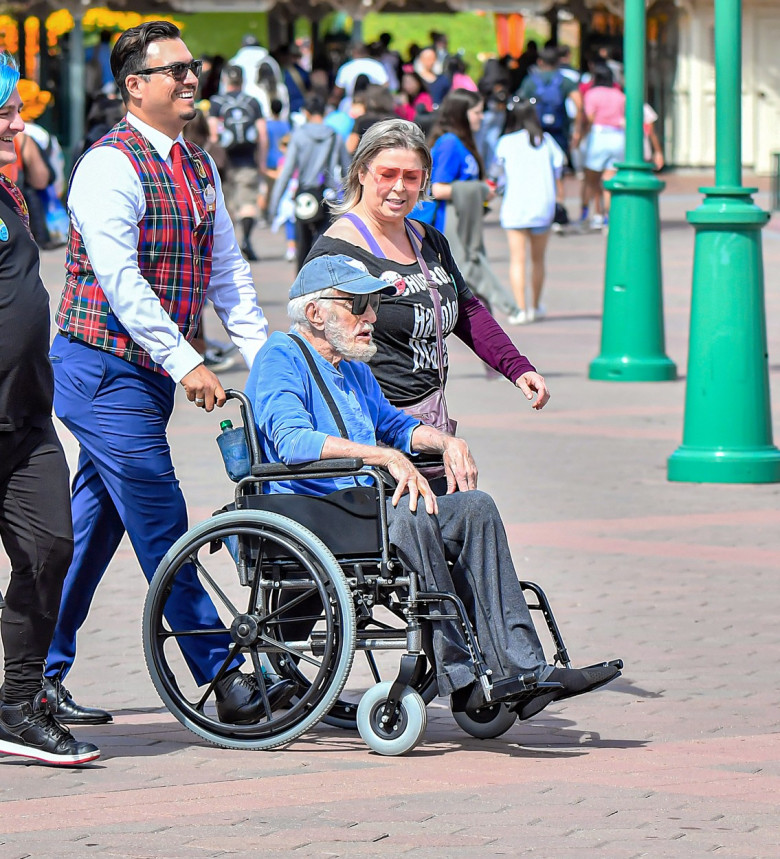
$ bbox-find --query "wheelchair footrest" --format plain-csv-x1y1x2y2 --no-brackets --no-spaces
502,681,563,710
491,672,541,700
583,659,624,671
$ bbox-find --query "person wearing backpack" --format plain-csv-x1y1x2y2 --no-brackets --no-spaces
208,65,267,260
268,93,350,271
516,46,580,167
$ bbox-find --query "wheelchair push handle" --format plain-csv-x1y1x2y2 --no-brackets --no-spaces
223,389,263,473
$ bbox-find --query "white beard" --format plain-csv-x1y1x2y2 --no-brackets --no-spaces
324,315,377,362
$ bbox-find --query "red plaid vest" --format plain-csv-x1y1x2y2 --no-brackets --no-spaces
56,119,216,374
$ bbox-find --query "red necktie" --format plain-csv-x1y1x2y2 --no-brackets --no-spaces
170,141,192,215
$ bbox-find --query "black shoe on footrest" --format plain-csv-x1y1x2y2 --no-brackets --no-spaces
554,661,622,702
451,673,557,714
43,677,113,725
512,661,622,721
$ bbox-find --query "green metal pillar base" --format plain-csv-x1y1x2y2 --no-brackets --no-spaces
668,187,780,484
668,446,780,484
588,162,677,382
589,354,678,382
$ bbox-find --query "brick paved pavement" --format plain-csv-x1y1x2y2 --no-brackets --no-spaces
1,174,779,858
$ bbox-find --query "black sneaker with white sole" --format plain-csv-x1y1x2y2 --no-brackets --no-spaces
0,691,100,766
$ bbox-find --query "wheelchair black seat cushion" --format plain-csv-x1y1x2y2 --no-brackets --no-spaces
233,487,383,557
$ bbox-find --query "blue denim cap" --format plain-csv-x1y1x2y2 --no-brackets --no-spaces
289,254,400,299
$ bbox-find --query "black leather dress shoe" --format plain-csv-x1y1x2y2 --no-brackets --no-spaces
42,677,113,726
214,671,296,724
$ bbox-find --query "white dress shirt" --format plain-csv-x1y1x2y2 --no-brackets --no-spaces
67,111,268,382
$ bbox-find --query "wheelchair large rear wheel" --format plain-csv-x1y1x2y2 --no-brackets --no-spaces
143,510,356,750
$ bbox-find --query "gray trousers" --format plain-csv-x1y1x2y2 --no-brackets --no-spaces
387,490,547,696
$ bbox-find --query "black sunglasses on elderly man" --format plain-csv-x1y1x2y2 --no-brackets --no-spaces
316,292,382,316
134,60,203,83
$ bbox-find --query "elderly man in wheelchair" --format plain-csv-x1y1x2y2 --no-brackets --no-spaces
142,254,620,755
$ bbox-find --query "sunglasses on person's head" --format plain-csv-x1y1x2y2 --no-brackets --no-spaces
365,163,427,190
134,60,203,83
317,292,382,315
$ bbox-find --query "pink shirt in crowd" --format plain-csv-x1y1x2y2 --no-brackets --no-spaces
584,86,626,128
451,72,478,92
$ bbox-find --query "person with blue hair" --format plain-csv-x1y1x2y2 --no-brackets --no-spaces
0,53,100,765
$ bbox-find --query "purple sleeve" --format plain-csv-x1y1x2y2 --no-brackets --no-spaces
453,296,536,382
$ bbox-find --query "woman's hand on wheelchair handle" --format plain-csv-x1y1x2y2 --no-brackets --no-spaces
442,436,478,494
385,451,438,515
516,371,550,411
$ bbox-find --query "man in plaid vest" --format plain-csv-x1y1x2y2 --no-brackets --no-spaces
45,21,295,726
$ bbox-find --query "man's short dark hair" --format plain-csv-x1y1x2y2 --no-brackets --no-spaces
111,20,181,103
225,65,243,86
304,93,326,116
538,46,560,68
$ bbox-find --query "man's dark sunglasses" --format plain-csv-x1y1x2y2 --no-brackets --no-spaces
318,293,382,315
135,60,203,82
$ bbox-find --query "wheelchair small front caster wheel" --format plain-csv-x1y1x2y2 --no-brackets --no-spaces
357,681,427,756
451,700,517,740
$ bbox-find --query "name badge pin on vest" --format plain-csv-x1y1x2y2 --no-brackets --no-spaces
0,219,8,241
204,183,217,212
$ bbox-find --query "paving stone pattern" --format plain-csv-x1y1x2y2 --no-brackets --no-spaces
1,175,779,857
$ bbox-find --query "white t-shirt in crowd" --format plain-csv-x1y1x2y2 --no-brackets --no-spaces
335,58,389,95
494,130,565,230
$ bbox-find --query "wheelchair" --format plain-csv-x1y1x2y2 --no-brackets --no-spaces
142,390,621,755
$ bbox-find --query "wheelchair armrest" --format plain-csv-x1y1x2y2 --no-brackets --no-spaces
408,452,445,469
250,457,364,477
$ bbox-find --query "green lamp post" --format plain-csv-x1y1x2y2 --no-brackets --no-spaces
588,0,677,382
667,0,780,483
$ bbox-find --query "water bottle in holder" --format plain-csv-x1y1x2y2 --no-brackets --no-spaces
216,419,251,482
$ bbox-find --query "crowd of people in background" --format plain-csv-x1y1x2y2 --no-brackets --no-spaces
2,28,665,335
173,32,662,326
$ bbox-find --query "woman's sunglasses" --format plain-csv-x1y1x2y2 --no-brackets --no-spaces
134,60,203,83
365,164,427,190
317,293,382,315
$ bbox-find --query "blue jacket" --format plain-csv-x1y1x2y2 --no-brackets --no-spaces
247,330,420,495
